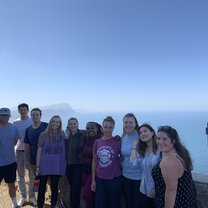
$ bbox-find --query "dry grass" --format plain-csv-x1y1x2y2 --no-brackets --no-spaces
0,180,51,208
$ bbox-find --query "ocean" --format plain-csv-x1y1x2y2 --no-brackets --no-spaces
41,111,208,175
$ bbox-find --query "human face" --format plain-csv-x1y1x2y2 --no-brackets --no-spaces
157,131,175,153
68,119,78,134
123,116,136,134
51,117,61,132
102,121,114,138
18,107,29,119
0,114,10,125
139,126,153,143
86,123,98,138
31,110,41,124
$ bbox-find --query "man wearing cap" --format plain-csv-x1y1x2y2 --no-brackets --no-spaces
0,107,21,208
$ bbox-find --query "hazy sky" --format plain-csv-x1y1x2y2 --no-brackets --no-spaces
1,0,208,112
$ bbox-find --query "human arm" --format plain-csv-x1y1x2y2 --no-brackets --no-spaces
148,188,155,198
130,139,139,166
91,142,97,192
160,156,179,208
36,146,42,175
36,134,44,175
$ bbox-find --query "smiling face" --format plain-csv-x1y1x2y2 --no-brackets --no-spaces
139,126,154,143
68,119,78,134
0,114,10,125
86,122,98,138
18,107,29,119
31,110,41,124
157,131,175,153
123,116,137,134
51,117,61,131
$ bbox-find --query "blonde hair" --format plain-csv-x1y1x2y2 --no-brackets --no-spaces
43,115,64,143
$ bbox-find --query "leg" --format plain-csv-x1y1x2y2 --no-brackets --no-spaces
95,177,107,208
122,176,132,208
4,162,18,207
139,192,155,208
132,179,141,208
8,182,16,198
38,175,48,208
82,172,95,208
67,164,83,208
28,165,35,199
50,175,60,207
16,151,27,199
107,176,122,208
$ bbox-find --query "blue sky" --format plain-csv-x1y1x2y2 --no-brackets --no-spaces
1,0,208,112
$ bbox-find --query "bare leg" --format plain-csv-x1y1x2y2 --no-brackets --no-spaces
8,182,16,198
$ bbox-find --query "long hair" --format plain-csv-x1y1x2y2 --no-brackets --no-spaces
121,113,139,138
157,126,193,171
43,115,64,143
138,123,158,158
66,117,79,137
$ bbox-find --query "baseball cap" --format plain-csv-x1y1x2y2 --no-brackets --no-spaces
0,107,11,116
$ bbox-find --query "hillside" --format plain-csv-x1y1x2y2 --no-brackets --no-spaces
10,103,76,121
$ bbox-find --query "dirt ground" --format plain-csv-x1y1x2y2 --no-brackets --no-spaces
0,180,51,208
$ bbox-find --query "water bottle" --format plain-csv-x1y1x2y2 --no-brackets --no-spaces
33,175,40,192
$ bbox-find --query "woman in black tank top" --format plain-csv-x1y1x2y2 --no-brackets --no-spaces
152,126,197,208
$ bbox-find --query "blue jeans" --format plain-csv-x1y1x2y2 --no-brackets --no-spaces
95,176,122,208
16,150,35,199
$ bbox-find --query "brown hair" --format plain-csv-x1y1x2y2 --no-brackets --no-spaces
138,123,158,158
158,126,193,171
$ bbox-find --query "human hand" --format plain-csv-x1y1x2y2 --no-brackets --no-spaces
114,135,121,141
148,188,155,198
36,167,40,176
91,180,96,192
132,139,139,149
25,160,31,170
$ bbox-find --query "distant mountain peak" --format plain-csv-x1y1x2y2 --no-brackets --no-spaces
10,103,76,120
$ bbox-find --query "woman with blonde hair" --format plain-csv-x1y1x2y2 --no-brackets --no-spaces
36,115,66,208
121,113,142,208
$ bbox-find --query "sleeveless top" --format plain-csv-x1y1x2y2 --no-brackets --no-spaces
152,153,197,208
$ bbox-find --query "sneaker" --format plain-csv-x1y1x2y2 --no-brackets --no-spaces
29,197,37,206
18,197,27,206
12,204,21,208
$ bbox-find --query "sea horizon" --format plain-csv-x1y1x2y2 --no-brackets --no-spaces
11,111,208,175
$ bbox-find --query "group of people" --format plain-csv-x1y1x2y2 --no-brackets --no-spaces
0,104,198,208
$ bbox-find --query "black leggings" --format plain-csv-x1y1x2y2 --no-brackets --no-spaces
66,164,83,208
37,175,60,208
122,176,142,208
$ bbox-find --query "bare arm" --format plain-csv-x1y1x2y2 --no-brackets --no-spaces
130,140,139,161
161,156,180,208
36,147,42,175
91,152,97,192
